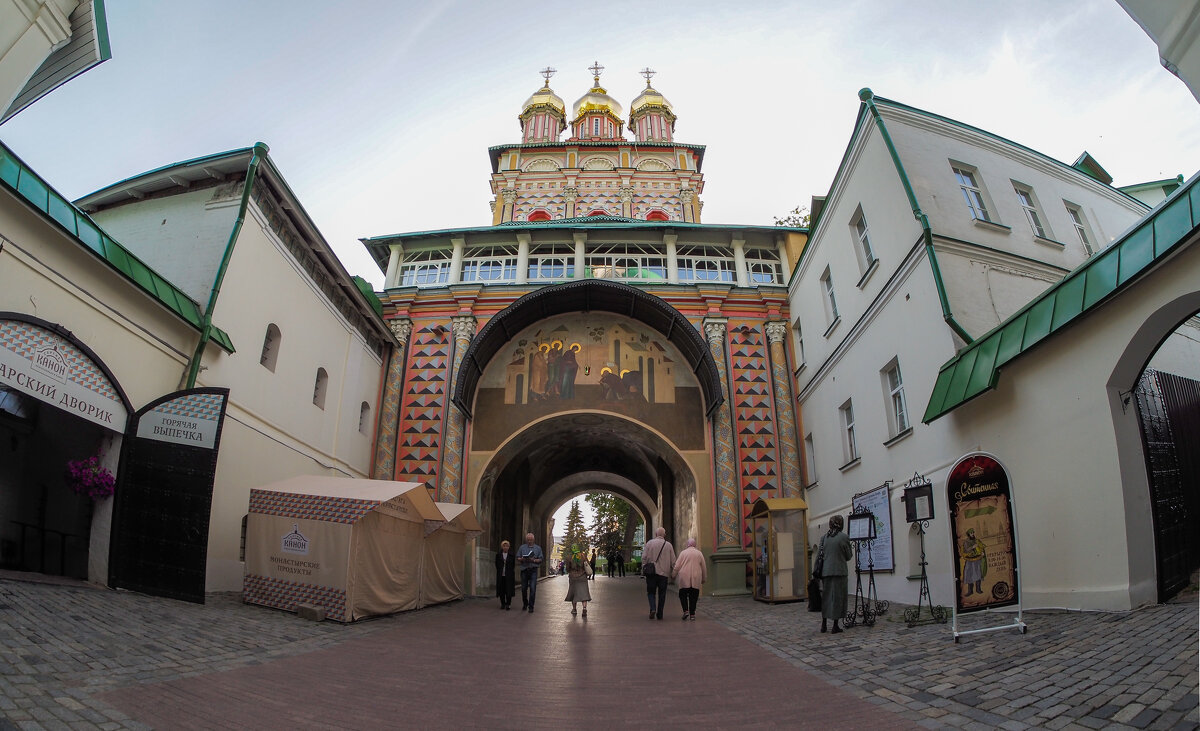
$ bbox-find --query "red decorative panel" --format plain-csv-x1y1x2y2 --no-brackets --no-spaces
729,324,779,550
394,324,451,492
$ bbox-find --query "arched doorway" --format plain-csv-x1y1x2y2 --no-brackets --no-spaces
1108,292,1200,602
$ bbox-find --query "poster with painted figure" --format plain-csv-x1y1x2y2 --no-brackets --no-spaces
946,453,1020,613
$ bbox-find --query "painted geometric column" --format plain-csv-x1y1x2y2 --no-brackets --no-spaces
706,318,751,595
371,318,412,479
729,324,779,549
765,320,802,499
438,314,476,503
704,319,739,547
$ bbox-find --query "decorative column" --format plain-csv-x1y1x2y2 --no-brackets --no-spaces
384,243,402,289
705,318,751,595
680,188,695,223
765,321,802,498
449,237,465,285
516,233,531,284
438,315,476,503
372,318,412,480
732,237,749,288
500,188,517,223
619,186,635,218
664,232,679,283
563,186,578,219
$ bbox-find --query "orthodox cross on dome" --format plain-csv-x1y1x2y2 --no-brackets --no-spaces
539,66,557,87
589,61,605,85
640,67,656,88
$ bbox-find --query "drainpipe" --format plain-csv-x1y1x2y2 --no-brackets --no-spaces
858,89,972,345
183,142,269,388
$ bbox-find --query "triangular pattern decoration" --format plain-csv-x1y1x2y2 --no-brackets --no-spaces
729,324,781,550
396,323,451,485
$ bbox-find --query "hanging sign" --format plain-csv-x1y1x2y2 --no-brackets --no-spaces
946,453,1019,613
851,483,894,571
136,391,226,449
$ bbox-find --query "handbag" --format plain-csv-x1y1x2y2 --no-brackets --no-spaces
642,540,667,577
807,576,823,612
812,536,826,578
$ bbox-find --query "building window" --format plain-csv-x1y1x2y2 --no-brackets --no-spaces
804,432,817,485
745,247,782,284
1064,202,1095,255
358,401,371,434
882,359,910,437
313,368,328,410
839,399,857,464
792,318,805,370
850,206,876,274
259,323,281,373
952,164,992,222
462,243,518,283
678,244,735,283
586,242,666,281
1013,184,1048,239
820,267,839,328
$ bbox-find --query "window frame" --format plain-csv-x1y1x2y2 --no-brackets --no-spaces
1013,182,1050,240
839,398,858,466
1064,201,1095,255
881,358,910,439
951,163,994,223
820,266,840,334
313,367,329,410
259,323,281,373
803,432,817,486
849,205,877,277
358,401,371,434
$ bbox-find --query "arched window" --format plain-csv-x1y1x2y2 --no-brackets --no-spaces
313,368,328,409
645,210,670,221
358,401,371,434
527,210,551,222
259,324,281,372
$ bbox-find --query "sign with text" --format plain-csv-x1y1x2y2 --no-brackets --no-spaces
946,453,1019,613
851,484,894,571
135,391,226,449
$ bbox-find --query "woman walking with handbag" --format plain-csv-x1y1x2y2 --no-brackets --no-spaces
563,547,593,617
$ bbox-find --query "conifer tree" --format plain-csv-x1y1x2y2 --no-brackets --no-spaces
562,500,589,564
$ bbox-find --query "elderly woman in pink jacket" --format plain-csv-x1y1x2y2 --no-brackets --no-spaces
672,537,708,620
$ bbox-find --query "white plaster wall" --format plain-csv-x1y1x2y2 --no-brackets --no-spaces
934,248,1064,337
88,186,240,305
883,106,1148,266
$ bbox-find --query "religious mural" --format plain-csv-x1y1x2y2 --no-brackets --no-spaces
472,314,705,452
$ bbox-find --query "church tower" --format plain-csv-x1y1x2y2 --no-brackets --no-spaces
489,63,705,224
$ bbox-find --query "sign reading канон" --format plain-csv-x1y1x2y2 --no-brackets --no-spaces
946,453,1019,614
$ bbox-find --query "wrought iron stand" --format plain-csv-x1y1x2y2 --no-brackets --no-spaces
844,522,889,627
903,519,947,626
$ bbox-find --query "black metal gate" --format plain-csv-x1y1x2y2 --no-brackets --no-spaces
109,388,229,603
1134,369,1200,602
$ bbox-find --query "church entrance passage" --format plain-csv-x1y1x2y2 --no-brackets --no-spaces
472,411,699,593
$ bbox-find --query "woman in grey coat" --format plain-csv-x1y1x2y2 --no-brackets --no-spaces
818,515,854,634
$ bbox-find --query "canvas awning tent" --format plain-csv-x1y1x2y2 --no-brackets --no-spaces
243,475,441,622
421,502,483,607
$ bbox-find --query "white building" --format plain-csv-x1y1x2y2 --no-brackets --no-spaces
790,88,1198,611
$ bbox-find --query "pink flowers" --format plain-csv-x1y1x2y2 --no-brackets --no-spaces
65,454,116,500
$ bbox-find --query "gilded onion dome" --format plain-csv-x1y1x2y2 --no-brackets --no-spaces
521,80,566,118
572,62,624,122
630,83,673,117
629,68,676,142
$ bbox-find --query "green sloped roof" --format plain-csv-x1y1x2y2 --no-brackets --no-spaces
923,174,1199,423
0,142,235,352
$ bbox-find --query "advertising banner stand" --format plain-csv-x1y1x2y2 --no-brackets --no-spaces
945,452,1027,642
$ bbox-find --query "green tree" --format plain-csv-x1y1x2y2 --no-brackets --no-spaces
586,492,642,565
562,500,589,563
773,205,810,228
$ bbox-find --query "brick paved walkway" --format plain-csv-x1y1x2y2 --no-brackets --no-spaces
0,572,1196,729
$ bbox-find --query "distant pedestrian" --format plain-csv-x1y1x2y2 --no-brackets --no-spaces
617,553,626,577
517,532,543,613
495,540,516,610
564,548,593,617
818,515,853,634
589,550,597,581
672,537,707,620
642,527,676,620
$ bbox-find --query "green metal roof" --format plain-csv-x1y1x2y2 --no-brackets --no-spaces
923,173,1199,423
0,142,235,352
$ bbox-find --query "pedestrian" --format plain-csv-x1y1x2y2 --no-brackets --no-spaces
617,552,626,577
817,515,853,634
672,537,707,620
641,527,676,620
495,539,516,610
589,549,597,581
517,532,543,613
564,547,593,617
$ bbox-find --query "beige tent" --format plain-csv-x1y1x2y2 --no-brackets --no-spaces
242,475,441,622
421,502,483,607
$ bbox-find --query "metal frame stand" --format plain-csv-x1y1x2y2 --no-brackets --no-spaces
845,532,889,627
903,520,947,627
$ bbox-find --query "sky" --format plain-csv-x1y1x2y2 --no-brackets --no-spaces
2,2,1198,293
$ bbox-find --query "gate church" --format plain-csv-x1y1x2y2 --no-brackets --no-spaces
364,67,808,593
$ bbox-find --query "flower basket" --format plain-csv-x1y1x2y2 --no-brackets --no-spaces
65,454,115,500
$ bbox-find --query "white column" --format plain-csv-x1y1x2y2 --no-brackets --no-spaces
664,232,679,284
732,236,749,287
516,233,531,284
384,242,403,289
775,234,791,280
449,237,465,285
573,232,587,279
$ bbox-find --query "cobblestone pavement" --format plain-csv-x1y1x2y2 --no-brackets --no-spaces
0,572,1196,730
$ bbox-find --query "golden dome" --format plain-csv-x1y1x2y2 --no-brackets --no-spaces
522,83,565,116
631,84,673,115
572,83,623,121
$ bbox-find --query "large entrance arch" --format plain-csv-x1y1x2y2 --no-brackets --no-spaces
474,411,699,563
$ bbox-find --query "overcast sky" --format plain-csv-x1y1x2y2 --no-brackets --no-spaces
2,2,1198,291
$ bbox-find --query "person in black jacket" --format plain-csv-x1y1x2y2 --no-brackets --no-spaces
495,540,516,610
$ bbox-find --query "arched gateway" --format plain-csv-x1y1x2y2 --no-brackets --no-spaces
365,68,807,597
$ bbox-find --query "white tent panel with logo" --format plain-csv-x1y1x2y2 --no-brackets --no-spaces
422,502,483,607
